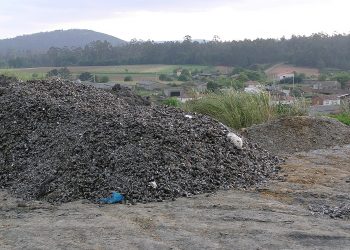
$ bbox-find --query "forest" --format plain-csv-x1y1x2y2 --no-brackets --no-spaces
0,33,349,70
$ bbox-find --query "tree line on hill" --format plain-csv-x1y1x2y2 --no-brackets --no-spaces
0,33,349,69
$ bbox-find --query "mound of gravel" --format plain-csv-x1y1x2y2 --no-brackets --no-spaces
0,77,280,203
245,116,350,156
110,83,151,106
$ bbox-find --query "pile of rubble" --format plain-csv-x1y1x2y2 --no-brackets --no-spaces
0,77,280,203
245,116,350,156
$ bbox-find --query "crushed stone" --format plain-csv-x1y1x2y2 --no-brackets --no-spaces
0,77,280,203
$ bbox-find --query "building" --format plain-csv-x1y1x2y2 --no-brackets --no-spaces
302,80,341,90
270,72,294,82
163,87,184,97
312,95,341,106
137,81,162,91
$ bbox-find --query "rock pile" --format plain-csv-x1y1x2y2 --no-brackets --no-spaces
0,77,280,203
245,116,350,156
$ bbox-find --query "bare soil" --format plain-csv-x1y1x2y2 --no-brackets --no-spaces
265,63,320,78
1,145,349,250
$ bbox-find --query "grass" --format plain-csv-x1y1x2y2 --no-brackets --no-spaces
0,64,220,82
330,113,350,125
183,90,308,129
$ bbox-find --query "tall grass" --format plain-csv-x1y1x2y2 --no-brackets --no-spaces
183,90,308,129
329,101,350,126
183,91,274,129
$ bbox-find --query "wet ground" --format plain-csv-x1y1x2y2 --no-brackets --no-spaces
0,145,349,249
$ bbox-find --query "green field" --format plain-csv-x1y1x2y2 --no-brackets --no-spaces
0,65,221,82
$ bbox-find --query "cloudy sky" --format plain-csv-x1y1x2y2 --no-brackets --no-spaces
0,0,349,41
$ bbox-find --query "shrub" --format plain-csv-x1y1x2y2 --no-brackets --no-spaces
163,97,181,107
98,76,109,83
79,72,93,81
124,76,133,82
159,74,173,81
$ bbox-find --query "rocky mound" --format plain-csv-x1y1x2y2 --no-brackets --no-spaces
110,84,151,106
245,116,350,156
0,77,280,203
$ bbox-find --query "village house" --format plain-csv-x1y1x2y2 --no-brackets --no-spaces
137,81,162,91
163,87,184,97
302,80,341,90
244,80,263,94
312,95,341,106
270,72,294,82
270,95,296,105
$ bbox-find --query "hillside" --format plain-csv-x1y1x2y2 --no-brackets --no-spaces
0,29,126,54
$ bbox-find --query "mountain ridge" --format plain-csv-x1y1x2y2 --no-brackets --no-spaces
0,29,126,54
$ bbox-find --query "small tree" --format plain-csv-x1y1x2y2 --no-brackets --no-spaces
178,69,191,81
99,76,109,83
78,72,94,81
159,74,172,81
58,67,71,79
46,69,59,77
124,76,133,82
47,67,71,79
207,81,220,91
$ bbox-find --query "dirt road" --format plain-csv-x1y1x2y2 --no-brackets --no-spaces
1,145,349,249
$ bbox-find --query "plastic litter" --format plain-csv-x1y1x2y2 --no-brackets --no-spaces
100,192,124,204
184,115,193,119
149,181,157,189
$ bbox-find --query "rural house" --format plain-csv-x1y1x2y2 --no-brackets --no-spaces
244,81,263,94
303,80,341,90
312,95,341,106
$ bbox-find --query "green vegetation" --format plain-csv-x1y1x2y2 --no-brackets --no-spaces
47,67,71,79
183,91,273,129
178,69,192,81
78,72,94,81
97,75,109,83
329,113,350,126
159,74,173,81
124,76,133,82
183,91,307,129
0,65,215,81
2,33,350,70
163,97,181,107
318,70,350,89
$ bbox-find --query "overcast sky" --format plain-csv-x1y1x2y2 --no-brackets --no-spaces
0,0,349,41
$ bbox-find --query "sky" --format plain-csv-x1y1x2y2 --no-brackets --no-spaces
0,0,349,41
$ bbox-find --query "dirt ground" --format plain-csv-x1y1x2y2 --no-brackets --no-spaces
265,63,320,78
0,145,349,249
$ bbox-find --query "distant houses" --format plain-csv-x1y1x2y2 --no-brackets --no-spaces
303,80,342,90
244,81,263,94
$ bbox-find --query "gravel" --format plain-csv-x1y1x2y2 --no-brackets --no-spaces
0,77,280,203
244,116,350,156
309,203,350,219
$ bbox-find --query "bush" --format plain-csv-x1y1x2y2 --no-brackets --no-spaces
79,72,93,81
124,76,133,82
163,97,181,107
98,76,109,83
159,74,173,81
46,67,71,79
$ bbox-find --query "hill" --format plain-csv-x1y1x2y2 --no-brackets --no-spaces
0,29,126,54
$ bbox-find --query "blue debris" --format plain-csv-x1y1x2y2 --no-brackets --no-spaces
100,192,124,204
